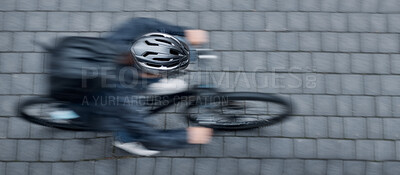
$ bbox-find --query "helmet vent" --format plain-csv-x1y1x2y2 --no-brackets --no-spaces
154,58,171,61
170,49,179,55
146,63,161,67
151,34,165,37
143,51,158,57
145,40,158,46
155,39,172,45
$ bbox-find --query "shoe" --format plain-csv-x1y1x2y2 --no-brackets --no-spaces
113,141,160,156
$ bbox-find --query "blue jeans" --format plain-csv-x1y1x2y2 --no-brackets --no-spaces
114,130,141,143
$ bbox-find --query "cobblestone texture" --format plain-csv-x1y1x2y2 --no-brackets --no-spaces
1,0,400,174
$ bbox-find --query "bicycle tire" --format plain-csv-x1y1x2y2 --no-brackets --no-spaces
18,97,88,131
186,92,292,130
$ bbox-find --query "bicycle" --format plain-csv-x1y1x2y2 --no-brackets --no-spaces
17,39,293,131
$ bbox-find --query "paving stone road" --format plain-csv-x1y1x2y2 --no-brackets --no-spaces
1,0,400,174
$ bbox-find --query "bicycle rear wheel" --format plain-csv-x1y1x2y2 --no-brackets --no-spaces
186,92,292,130
18,97,88,131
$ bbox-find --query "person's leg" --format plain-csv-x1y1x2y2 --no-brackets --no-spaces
114,130,140,143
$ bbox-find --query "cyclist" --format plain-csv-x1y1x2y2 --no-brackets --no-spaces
50,18,213,156
106,18,212,156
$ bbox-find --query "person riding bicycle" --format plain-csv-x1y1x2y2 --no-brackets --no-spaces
49,18,213,156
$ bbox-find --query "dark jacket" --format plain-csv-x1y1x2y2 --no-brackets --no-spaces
50,18,191,151
105,17,187,52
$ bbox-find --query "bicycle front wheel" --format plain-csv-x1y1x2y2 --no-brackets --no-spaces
186,92,292,130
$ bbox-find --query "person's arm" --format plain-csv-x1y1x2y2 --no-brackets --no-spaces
106,17,208,49
106,17,187,44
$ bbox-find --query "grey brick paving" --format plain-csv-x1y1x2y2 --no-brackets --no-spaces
195,158,217,175
317,139,356,159
17,140,40,161
233,32,254,51
356,140,374,160
52,162,74,175
331,13,348,32
344,161,366,175
29,163,51,175
361,34,378,53
328,117,344,138
366,162,383,175
314,95,336,115
260,159,284,175
375,140,396,161
199,12,220,30
299,32,321,51
277,0,298,11
4,12,25,31
224,137,247,157
367,118,384,139
305,117,328,138
3,0,400,174
221,12,242,31
243,12,265,31
393,97,400,117
310,13,330,31
349,13,370,32
95,159,117,175
7,117,30,138
74,161,95,175
216,158,238,175
374,54,391,74
282,116,304,137
0,139,17,161
84,138,106,159
322,33,338,52
171,158,194,175
344,117,367,138
392,54,400,74
266,12,287,31
384,162,400,175
326,160,343,175
284,159,305,175
40,140,63,161
294,139,317,158
305,160,327,175
382,76,400,95
135,158,155,175
364,75,381,95
6,162,28,175
201,136,224,157
270,138,293,158
277,32,299,51
288,12,308,31
0,53,22,73
254,32,276,51
238,159,260,175
154,158,170,175
61,139,84,161
383,118,400,139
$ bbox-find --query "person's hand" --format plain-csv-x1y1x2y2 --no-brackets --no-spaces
184,30,209,45
187,127,213,144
